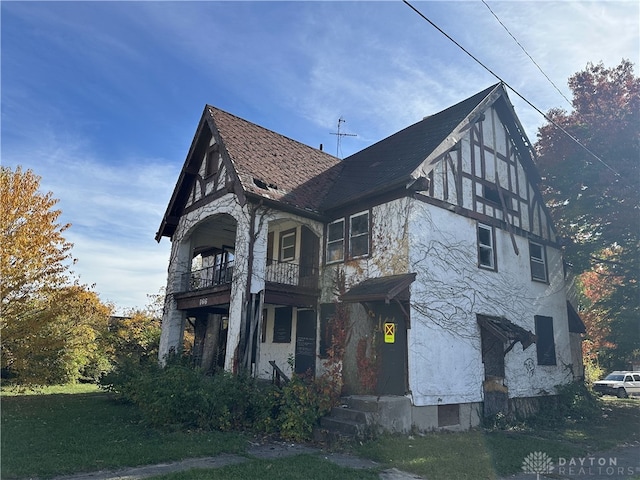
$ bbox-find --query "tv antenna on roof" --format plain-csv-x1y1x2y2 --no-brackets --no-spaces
330,117,357,159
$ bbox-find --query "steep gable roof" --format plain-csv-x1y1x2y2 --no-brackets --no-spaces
156,106,341,240
320,84,501,211
207,106,342,212
157,84,541,240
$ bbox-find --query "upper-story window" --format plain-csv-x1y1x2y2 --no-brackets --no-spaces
280,229,296,262
477,223,496,270
205,147,219,177
529,241,548,282
326,211,370,264
350,211,370,258
326,220,345,263
482,184,502,205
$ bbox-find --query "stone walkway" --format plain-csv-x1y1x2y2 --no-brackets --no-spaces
49,440,422,480
48,441,640,480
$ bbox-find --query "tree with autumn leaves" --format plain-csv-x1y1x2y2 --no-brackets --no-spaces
0,166,160,384
535,60,639,375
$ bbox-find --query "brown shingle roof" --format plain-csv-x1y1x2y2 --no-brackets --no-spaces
157,84,526,240
207,106,342,213
320,84,499,210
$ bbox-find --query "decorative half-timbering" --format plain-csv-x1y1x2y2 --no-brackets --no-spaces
156,83,583,432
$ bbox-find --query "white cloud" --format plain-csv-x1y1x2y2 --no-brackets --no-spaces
2,0,637,311
4,130,178,312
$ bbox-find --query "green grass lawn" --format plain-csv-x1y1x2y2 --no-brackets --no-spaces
2,386,638,480
148,455,380,480
1,390,246,479
353,396,640,479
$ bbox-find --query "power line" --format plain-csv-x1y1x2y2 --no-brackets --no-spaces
401,0,620,178
481,0,573,109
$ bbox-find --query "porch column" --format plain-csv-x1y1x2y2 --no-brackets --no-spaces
158,239,190,364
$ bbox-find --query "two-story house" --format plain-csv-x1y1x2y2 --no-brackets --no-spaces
156,83,584,431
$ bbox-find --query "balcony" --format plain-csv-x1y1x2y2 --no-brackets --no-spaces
180,258,318,294
181,261,234,293
266,259,318,289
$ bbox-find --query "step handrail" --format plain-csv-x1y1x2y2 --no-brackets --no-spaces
269,360,290,387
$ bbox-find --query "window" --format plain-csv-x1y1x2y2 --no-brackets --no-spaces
350,211,370,257
326,219,344,263
280,229,296,262
477,223,496,270
205,147,219,177
535,315,556,365
529,241,547,282
482,184,502,204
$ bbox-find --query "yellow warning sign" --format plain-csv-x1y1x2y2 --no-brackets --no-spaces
384,323,395,343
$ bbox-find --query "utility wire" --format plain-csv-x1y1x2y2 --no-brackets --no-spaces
481,0,574,109
402,0,620,178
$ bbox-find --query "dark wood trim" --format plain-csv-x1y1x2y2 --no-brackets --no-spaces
183,186,231,215
265,283,319,309
413,193,560,248
176,287,231,310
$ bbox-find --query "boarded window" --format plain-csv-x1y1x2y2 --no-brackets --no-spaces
273,307,292,343
438,404,460,427
535,315,556,365
205,147,219,177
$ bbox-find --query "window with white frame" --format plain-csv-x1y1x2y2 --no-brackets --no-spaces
529,241,547,282
477,223,496,270
326,219,344,263
349,211,370,257
280,229,296,262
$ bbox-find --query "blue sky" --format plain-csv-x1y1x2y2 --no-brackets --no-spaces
2,1,638,313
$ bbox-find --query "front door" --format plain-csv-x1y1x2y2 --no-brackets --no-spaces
375,302,408,395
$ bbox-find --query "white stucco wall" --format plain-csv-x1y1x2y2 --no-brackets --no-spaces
321,197,411,302
255,306,299,380
159,193,251,370
407,200,572,406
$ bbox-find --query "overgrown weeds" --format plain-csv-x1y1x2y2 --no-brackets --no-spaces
482,381,601,431
100,357,335,441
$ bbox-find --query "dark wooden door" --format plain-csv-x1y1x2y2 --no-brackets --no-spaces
376,302,408,395
299,226,319,288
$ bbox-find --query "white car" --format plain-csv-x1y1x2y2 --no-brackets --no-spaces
593,371,640,398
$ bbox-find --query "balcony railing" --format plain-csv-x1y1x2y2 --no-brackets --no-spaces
265,259,318,289
181,261,234,292
180,258,318,294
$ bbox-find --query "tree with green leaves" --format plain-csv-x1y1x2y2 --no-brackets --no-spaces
535,60,639,370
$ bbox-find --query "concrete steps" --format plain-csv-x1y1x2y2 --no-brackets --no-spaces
316,395,413,444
